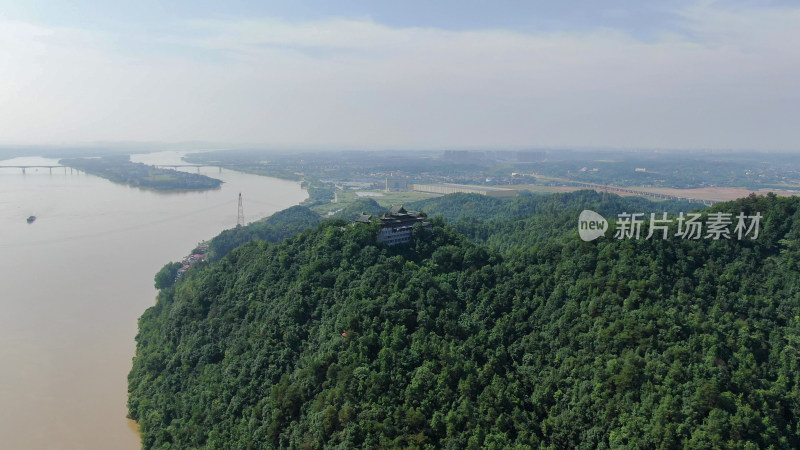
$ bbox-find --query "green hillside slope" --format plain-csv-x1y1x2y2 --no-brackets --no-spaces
129,192,800,448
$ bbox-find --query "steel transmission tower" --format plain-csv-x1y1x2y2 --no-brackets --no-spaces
237,192,245,227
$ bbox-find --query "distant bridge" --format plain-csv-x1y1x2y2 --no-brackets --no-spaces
575,182,717,206
0,163,238,174
0,165,71,174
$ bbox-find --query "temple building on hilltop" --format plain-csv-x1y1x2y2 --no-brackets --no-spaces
353,205,429,246
378,205,429,246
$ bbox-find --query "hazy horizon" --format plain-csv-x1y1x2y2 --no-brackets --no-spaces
2,143,798,155
2,0,799,151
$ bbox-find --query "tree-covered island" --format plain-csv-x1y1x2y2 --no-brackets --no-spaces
60,155,222,191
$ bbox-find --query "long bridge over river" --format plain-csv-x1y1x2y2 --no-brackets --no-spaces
0,164,230,174
0,165,72,174
574,182,718,206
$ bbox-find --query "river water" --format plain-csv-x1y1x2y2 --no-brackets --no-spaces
0,151,307,449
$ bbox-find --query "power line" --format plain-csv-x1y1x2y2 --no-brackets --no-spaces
237,192,245,227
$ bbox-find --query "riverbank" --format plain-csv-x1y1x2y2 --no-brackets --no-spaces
0,152,307,449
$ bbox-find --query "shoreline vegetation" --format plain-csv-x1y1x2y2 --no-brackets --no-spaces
59,155,223,191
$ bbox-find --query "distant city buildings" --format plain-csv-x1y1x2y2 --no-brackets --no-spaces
516,150,547,162
385,177,408,192
442,150,546,163
443,150,482,162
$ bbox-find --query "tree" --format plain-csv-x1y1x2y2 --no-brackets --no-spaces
153,261,181,290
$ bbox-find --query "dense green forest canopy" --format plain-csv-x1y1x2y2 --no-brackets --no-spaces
205,205,322,262
129,191,800,448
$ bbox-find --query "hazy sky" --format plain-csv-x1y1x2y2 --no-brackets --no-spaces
1,1,798,150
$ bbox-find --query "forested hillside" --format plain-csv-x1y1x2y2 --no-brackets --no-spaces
408,191,704,251
129,192,800,448
205,205,322,262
